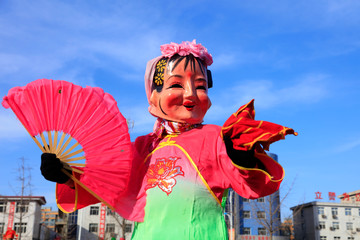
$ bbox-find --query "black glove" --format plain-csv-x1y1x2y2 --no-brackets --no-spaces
224,137,266,170
40,153,71,184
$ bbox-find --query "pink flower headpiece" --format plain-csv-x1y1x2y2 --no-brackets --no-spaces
160,40,213,66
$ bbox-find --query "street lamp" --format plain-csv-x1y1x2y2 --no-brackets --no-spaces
224,190,235,240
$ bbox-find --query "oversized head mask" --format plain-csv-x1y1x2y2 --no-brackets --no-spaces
144,40,213,124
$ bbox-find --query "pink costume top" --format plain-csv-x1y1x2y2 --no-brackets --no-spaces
55,100,296,240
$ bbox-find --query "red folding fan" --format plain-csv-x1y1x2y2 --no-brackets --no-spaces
2,79,133,210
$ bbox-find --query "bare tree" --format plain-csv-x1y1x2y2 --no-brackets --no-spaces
106,208,133,240
250,191,281,240
280,216,294,239
248,177,303,240
9,157,33,240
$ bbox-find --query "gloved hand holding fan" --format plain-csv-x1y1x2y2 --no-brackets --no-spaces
2,79,133,211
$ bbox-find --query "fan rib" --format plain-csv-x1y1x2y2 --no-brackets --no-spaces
53,131,59,153
63,165,84,174
58,136,73,156
40,133,50,152
67,162,86,167
48,131,54,152
60,142,80,159
65,156,85,163
56,132,66,154
60,148,84,161
32,136,45,153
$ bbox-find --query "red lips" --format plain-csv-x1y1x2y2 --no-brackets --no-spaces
183,101,195,111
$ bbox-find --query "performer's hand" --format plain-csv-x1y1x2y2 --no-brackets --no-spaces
223,136,256,167
40,153,71,184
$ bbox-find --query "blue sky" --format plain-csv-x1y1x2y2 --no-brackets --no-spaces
1,0,359,218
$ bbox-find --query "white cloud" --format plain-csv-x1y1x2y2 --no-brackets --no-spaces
120,105,157,136
0,109,28,140
0,1,176,87
237,0,360,28
333,137,360,153
206,73,329,121
211,53,236,70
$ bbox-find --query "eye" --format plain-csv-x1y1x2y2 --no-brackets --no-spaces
168,83,183,89
196,86,207,90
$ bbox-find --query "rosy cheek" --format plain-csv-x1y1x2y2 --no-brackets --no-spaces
161,92,183,107
198,94,210,108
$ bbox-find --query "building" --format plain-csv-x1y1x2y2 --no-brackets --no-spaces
41,207,58,230
76,203,134,240
224,153,284,240
0,196,46,240
291,191,360,240
52,209,78,240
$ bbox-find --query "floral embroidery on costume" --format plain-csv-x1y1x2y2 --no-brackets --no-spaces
145,157,184,195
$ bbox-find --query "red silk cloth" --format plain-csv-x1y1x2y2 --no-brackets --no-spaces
221,99,297,152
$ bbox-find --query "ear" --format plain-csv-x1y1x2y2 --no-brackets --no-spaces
208,97,212,110
149,90,160,116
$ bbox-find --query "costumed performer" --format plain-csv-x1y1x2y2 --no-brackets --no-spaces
40,40,296,240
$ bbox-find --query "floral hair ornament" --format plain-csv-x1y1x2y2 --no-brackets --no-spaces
144,40,213,104
154,59,167,87
160,40,213,66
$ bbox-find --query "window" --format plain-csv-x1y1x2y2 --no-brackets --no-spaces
90,206,99,215
319,221,325,229
346,222,353,231
243,227,251,235
257,197,265,202
0,202,6,213
106,223,115,233
68,212,78,225
107,208,114,216
257,211,266,219
89,223,98,233
320,237,327,240
334,237,340,240
0,223,4,234
347,237,354,240
243,211,250,218
332,222,340,230
16,202,29,213
318,207,324,215
125,223,132,233
243,198,249,202
258,228,266,235
345,208,351,216
331,207,338,216
14,223,27,233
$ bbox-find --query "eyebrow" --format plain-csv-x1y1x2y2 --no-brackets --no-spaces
167,74,183,80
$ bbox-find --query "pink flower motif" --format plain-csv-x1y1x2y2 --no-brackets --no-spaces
145,157,184,195
160,40,213,66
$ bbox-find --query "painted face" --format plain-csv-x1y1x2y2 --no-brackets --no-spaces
149,58,211,124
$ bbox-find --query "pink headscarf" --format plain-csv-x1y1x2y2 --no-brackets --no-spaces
144,40,213,104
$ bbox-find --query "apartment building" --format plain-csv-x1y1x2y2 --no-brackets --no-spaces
0,196,46,240
291,199,360,240
41,207,58,230
75,203,134,240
